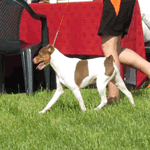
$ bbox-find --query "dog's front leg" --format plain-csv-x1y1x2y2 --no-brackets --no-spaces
39,89,64,113
39,77,64,113
72,88,86,111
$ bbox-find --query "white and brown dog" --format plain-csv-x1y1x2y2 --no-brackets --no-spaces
33,44,135,113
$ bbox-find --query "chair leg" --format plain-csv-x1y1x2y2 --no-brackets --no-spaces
44,65,51,90
0,55,5,94
21,51,28,93
26,48,33,95
21,49,33,95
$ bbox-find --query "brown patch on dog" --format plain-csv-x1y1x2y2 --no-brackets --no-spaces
39,44,55,55
33,44,55,64
75,60,89,86
104,55,114,76
60,82,66,89
33,44,55,70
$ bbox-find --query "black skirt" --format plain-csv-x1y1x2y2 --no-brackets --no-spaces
98,0,136,38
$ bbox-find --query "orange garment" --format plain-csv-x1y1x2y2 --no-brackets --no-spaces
110,0,121,15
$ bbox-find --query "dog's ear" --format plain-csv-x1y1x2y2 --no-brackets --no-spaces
48,47,51,52
46,44,51,51
47,44,51,51
47,44,51,47
47,45,55,53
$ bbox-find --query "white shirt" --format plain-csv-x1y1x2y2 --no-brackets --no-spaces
138,0,150,42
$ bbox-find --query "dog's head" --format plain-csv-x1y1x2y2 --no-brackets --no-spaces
33,44,55,70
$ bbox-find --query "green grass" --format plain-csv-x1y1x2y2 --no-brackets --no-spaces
0,88,150,150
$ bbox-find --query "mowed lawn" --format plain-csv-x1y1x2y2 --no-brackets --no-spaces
0,87,150,150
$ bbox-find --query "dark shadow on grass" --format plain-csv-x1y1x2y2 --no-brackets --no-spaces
59,103,80,111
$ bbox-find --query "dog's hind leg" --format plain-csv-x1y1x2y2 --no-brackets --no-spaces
113,72,135,106
94,76,109,110
71,88,87,111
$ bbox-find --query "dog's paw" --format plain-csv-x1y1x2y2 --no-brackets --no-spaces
82,108,87,111
94,102,107,110
94,106,104,110
39,110,46,114
94,107,100,111
39,107,51,114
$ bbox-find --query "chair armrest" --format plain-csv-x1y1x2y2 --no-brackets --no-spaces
14,0,49,47
14,0,45,20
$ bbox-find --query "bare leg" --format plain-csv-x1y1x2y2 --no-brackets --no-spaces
102,35,150,103
119,48,150,78
101,35,122,102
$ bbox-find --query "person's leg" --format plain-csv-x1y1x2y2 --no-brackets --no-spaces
119,48,150,78
102,35,150,103
101,35,122,102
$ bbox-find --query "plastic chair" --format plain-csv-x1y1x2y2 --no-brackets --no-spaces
145,41,150,53
0,0,51,95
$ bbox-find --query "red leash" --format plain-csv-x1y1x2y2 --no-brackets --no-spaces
53,2,69,46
